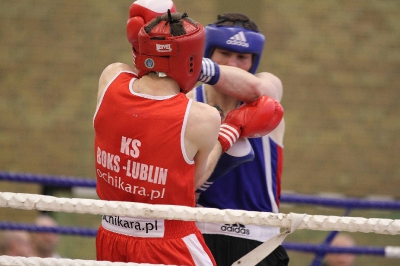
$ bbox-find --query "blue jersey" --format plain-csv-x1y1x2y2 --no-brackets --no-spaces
195,85,283,213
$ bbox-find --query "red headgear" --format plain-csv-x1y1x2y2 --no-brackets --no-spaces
134,12,205,93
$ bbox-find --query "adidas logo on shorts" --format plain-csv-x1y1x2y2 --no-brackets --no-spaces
220,223,250,235
226,31,250,47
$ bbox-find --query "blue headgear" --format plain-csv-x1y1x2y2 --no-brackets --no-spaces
204,24,265,74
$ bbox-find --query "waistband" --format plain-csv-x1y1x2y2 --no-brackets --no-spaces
196,221,280,242
102,215,198,239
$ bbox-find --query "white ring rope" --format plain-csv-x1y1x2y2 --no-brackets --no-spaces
385,246,400,258
1,192,400,235
0,256,162,266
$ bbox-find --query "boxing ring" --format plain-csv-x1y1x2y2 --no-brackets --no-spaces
1,171,399,265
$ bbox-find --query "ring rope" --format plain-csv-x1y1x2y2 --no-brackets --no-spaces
2,222,399,258
281,193,400,210
0,222,97,237
0,256,163,266
282,242,400,258
0,171,95,188
1,171,400,210
1,192,400,235
2,173,399,262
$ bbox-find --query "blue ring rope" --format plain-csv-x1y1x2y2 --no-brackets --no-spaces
0,222,391,257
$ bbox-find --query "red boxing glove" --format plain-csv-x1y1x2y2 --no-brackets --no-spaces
218,96,284,153
127,0,177,52
129,0,176,22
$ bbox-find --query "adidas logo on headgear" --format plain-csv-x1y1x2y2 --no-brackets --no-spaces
226,31,249,47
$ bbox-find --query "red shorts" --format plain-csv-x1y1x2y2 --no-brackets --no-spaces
96,216,216,265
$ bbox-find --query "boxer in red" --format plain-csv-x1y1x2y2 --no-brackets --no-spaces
94,1,283,265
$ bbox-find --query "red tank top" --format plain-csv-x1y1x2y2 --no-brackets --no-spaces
94,71,196,207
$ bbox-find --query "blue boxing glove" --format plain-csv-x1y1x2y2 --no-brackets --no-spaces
196,138,255,193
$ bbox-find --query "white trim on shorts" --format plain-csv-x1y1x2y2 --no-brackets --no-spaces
182,234,214,266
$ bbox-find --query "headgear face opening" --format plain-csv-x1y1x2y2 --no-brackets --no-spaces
135,12,205,93
204,24,265,74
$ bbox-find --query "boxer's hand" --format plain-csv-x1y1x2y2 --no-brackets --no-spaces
129,0,176,22
127,0,177,51
218,96,284,153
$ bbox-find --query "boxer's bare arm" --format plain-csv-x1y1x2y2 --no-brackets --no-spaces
185,101,221,189
214,66,283,102
197,58,283,103
195,140,223,190
185,92,224,189
97,63,136,104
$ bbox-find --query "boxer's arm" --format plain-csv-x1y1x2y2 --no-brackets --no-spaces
197,58,283,102
194,140,223,190
195,96,284,189
191,104,221,190
218,70,285,146
97,63,135,104
216,66,283,102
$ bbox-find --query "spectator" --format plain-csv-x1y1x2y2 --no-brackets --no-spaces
0,230,34,257
31,214,61,258
323,233,356,266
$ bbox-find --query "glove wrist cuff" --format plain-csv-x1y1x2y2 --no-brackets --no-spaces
218,124,240,153
198,58,220,85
